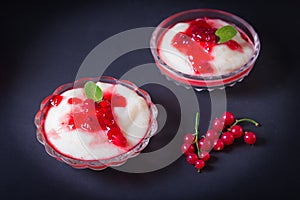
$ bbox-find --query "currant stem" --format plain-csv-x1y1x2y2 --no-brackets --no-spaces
230,118,261,129
194,112,201,158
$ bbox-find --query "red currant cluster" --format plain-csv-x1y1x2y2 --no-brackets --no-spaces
181,111,260,172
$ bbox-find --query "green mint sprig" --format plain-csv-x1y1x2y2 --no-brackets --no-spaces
84,81,103,102
215,25,237,44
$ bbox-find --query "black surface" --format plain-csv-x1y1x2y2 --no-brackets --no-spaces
1,0,300,200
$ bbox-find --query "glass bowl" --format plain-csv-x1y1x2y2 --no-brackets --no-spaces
150,9,260,91
34,76,158,170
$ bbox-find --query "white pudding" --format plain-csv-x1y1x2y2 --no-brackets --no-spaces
158,18,254,76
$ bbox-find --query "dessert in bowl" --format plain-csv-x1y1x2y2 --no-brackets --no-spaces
150,9,260,90
34,76,158,170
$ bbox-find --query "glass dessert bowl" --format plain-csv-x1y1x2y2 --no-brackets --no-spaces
150,9,260,91
34,76,158,170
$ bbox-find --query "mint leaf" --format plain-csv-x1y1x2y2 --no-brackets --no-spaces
215,25,237,44
84,81,103,102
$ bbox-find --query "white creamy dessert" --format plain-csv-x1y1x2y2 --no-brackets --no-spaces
158,18,254,76
43,82,151,160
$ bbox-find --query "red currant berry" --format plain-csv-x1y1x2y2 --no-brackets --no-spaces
213,139,224,151
181,143,195,155
212,118,224,132
187,145,195,154
198,137,204,148
222,111,235,126
244,132,256,144
231,125,244,138
221,132,235,145
199,139,213,152
195,159,205,170
205,129,219,142
181,143,189,154
183,133,195,144
200,152,210,162
186,153,198,165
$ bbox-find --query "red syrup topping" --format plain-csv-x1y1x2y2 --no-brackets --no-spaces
239,30,250,43
184,19,218,53
172,32,214,74
225,40,243,52
49,95,63,107
171,18,243,75
67,97,83,105
66,92,128,147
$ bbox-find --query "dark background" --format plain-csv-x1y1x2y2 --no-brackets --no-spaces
1,0,299,199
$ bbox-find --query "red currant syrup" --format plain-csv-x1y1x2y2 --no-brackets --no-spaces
171,18,244,75
225,40,243,52
50,95,63,107
67,97,83,105
67,91,128,147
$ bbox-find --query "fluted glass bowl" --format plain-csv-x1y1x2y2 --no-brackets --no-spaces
150,9,260,91
34,76,158,170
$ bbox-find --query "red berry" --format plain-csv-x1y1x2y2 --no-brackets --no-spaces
231,125,244,138
199,138,213,152
200,152,210,162
195,159,205,170
181,143,189,154
181,143,195,155
213,139,224,151
222,112,235,126
198,137,204,148
221,132,235,145
205,129,219,142
187,145,195,154
183,133,195,145
186,153,198,165
212,118,224,132
244,132,256,144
